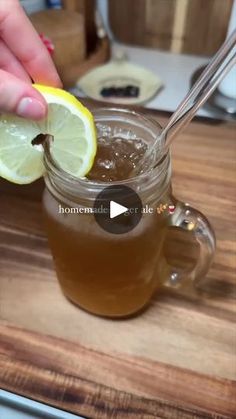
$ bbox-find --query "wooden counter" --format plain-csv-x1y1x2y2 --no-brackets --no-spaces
0,107,235,418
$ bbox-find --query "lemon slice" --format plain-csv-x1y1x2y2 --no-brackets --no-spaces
0,84,97,184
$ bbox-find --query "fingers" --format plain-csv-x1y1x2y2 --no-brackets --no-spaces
0,0,62,87
0,69,47,120
0,39,31,82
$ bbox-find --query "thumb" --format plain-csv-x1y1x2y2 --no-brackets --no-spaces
0,70,47,120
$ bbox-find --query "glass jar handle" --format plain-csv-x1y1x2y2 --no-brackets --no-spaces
165,202,216,288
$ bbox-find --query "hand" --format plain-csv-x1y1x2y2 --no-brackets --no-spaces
0,0,62,119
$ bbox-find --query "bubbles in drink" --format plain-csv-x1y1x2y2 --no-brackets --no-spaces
88,135,148,182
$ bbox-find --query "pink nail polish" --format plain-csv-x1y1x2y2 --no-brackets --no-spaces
16,97,46,120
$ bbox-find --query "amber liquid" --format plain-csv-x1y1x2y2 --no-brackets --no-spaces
43,137,170,317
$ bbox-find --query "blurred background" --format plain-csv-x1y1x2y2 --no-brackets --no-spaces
21,0,236,120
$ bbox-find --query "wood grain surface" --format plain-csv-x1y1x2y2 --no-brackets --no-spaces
0,106,236,418
109,0,233,55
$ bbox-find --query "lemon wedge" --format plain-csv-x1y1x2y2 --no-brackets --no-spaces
0,84,97,184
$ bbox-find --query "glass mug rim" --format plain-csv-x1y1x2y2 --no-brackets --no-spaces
44,107,171,202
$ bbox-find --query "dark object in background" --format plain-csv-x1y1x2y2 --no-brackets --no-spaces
61,1,111,88
100,85,140,98
62,0,97,54
46,0,62,8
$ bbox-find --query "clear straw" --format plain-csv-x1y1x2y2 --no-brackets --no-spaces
137,29,236,173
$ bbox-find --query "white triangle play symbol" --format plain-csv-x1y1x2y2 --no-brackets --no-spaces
110,201,128,219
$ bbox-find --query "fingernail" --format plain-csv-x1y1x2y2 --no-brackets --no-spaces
16,97,46,119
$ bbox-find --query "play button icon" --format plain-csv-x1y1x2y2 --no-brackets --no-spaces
110,201,128,219
94,185,142,234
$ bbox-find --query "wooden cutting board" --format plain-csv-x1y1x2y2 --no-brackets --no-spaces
109,0,233,55
0,104,235,418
